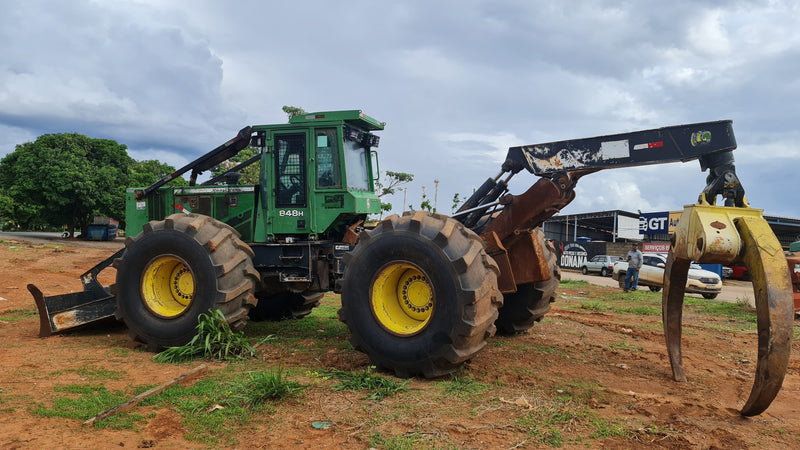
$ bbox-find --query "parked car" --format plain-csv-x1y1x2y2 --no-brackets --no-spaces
721,266,733,279
581,255,623,277
612,253,722,299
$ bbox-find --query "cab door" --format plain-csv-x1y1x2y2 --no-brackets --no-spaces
271,131,311,235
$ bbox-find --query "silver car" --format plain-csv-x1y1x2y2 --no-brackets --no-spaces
581,255,623,277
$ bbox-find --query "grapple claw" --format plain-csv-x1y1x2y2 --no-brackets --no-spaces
664,203,792,416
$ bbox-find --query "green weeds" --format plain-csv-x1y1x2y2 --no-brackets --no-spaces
153,310,266,363
325,366,410,400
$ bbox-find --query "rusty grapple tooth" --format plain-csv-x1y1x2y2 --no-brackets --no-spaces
663,204,793,416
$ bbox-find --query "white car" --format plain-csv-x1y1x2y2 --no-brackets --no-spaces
612,253,722,299
581,255,623,277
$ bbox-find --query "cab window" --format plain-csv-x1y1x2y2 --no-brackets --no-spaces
344,133,369,190
315,128,341,189
275,134,306,207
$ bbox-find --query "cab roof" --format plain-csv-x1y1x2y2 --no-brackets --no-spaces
288,110,385,131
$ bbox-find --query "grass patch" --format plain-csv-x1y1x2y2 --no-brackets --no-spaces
0,309,37,322
559,279,590,287
617,304,660,316
577,300,611,312
144,367,307,445
75,366,124,381
29,383,145,429
438,372,489,397
697,299,756,323
325,366,410,400
228,369,307,407
368,431,427,450
154,310,266,363
610,341,643,352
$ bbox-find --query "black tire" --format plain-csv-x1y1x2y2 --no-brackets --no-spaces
702,293,718,299
618,277,625,289
340,211,502,378
600,267,609,277
248,291,324,321
111,213,259,351
581,266,588,275
649,286,662,292
495,228,560,335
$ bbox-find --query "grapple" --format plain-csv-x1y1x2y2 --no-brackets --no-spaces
663,202,793,416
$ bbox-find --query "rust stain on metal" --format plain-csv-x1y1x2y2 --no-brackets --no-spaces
52,310,80,330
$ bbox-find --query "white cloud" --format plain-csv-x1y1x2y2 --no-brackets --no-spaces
0,0,798,221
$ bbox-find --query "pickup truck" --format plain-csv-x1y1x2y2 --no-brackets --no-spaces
612,253,722,299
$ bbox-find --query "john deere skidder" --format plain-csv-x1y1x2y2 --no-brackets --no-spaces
30,110,793,416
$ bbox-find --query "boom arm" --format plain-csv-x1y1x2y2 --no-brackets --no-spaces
456,120,744,238
135,126,253,200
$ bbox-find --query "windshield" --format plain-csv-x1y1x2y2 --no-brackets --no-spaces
343,135,369,190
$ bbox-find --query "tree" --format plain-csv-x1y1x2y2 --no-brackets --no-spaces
208,146,260,185
129,159,188,188
0,133,131,236
282,105,307,120
374,170,414,215
0,189,13,229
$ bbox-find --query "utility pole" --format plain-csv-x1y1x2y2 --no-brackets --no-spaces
434,179,439,212
402,188,407,212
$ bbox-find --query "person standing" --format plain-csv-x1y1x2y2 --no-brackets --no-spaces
624,242,643,292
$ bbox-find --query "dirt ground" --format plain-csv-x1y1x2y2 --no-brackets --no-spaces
0,237,798,449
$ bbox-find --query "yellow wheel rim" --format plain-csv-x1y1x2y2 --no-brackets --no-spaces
141,255,195,318
371,262,434,336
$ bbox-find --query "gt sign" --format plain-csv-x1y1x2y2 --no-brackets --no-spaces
639,212,670,235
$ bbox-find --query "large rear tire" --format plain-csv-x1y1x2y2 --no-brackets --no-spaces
111,214,259,350
494,228,560,335
340,211,502,378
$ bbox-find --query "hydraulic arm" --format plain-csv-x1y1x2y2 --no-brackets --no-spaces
456,120,792,416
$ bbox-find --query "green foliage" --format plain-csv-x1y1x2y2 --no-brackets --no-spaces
209,146,260,185
228,369,307,407
419,191,433,212
324,366,410,400
153,310,261,363
0,133,131,233
282,105,307,120
374,170,414,215
128,159,187,188
451,192,464,213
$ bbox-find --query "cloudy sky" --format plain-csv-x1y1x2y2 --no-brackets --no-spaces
1,0,798,219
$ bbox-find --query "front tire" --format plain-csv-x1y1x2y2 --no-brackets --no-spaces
649,286,662,292
494,228,560,335
702,293,718,299
112,214,259,350
581,266,588,275
340,211,502,378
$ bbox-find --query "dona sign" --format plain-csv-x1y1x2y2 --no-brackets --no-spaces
559,243,588,270
556,241,609,270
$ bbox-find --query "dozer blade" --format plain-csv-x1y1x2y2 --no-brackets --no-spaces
29,284,117,337
663,204,793,416
29,248,124,337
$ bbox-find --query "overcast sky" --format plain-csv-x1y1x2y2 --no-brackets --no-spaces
1,0,798,220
